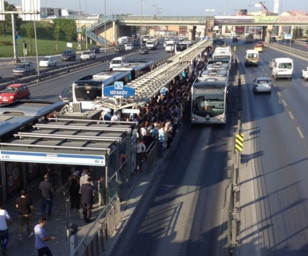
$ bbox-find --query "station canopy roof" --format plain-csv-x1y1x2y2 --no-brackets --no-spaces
0,117,136,167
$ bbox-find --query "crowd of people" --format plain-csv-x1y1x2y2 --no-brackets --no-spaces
0,46,211,256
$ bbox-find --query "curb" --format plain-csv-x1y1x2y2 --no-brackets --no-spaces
103,128,184,256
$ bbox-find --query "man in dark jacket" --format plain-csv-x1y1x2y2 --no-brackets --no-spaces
39,174,54,218
16,189,34,240
80,177,96,223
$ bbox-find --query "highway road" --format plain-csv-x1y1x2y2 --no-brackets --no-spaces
1,39,307,256
233,40,308,256
108,41,308,256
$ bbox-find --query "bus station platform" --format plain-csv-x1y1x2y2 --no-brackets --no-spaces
3,131,179,256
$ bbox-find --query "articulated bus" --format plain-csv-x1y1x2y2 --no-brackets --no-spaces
191,77,229,124
212,46,232,67
72,60,154,111
72,70,133,111
112,60,154,79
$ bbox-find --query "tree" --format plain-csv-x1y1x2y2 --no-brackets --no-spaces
0,1,19,36
52,19,77,43
53,24,61,51
26,22,34,53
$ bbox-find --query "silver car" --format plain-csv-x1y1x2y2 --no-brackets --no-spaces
13,62,36,76
253,77,273,93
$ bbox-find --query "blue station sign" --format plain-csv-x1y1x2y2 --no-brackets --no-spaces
104,81,135,97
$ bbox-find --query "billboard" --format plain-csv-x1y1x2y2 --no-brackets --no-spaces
21,0,40,21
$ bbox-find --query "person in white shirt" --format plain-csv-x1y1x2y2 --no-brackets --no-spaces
0,204,14,256
136,139,146,171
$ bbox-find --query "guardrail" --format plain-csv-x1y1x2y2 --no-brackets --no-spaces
265,41,308,59
0,48,171,91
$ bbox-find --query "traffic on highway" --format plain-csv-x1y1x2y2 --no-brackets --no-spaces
1,18,308,256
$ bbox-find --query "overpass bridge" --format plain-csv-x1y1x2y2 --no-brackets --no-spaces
85,15,308,46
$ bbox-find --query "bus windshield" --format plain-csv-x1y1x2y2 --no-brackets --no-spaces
74,84,102,101
192,89,225,117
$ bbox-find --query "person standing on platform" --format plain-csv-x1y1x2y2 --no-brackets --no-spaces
34,218,56,256
0,204,14,256
80,177,96,223
39,174,54,218
15,189,34,241
69,172,80,215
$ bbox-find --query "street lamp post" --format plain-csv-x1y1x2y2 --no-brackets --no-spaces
104,0,107,55
140,0,143,50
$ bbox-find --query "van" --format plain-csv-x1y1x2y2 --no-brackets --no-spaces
165,40,175,53
245,49,259,66
109,56,127,70
272,58,293,79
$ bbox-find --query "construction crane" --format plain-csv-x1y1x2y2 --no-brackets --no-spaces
255,1,269,15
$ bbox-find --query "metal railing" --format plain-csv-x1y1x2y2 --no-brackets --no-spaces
265,41,308,59
70,194,120,256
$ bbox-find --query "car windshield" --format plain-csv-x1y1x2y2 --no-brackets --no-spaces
4,87,18,93
17,64,28,68
257,79,270,84
83,51,90,55
42,57,50,61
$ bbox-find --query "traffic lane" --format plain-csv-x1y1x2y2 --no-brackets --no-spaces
29,48,172,101
239,47,308,254
243,84,308,254
29,61,111,102
111,124,231,256
0,48,119,80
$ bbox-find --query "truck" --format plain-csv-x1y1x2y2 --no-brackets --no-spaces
165,40,175,53
302,67,308,80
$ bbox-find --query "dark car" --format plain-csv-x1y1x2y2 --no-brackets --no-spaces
59,86,72,102
90,46,100,54
61,49,76,61
114,44,124,52
139,46,149,54
13,62,36,76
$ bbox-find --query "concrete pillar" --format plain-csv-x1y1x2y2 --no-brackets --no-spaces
188,25,196,41
113,20,118,45
264,25,272,44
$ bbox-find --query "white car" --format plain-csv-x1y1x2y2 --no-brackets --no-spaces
39,56,57,67
124,43,134,51
302,67,308,80
80,51,96,61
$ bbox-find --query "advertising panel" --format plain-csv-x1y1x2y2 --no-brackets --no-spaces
6,162,22,197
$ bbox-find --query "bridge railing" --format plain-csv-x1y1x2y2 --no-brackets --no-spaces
114,15,206,22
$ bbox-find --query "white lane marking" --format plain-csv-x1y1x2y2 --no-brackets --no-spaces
277,91,282,97
297,127,304,139
282,99,287,107
288,111,295,120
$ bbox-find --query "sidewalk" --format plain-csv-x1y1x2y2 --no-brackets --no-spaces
3,136,179,256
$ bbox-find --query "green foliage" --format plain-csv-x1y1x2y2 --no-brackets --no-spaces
53,19,77,42
26,22,35,41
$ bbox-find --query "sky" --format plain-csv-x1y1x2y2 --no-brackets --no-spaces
6,0,308,16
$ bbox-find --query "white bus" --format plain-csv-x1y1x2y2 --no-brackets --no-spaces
174,40,193,54
72,71,133,111
191,77,229,124
212,46,232,66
